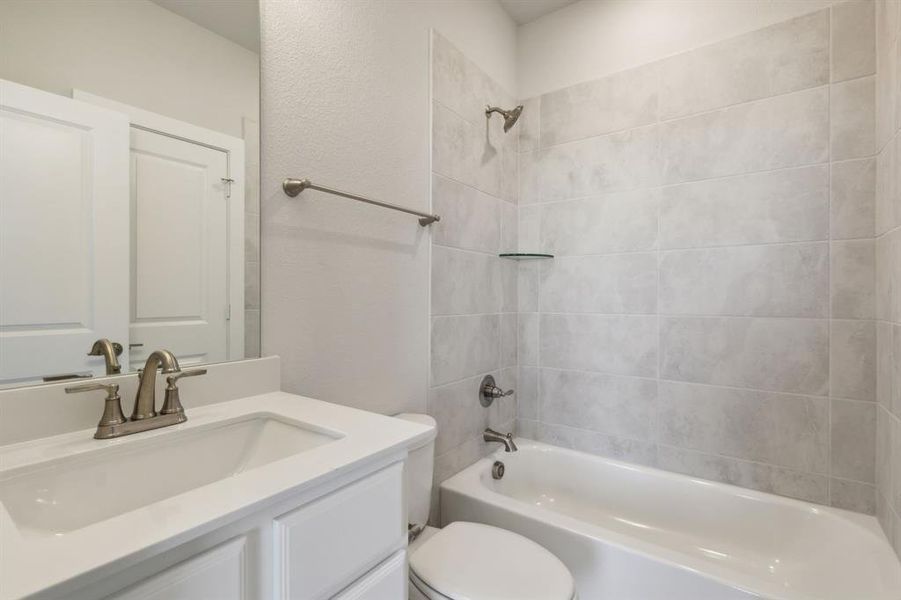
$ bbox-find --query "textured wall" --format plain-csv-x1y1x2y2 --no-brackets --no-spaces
428,34,518,511
516,5,882,513
260,0,516,416
875,0,901,559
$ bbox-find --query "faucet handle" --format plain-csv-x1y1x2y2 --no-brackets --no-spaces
160,368,207,417
479,375,514,407
65,381,120,397
167,368,208,384
66,382,127,438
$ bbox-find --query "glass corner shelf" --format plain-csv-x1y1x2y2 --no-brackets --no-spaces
498,252,554,260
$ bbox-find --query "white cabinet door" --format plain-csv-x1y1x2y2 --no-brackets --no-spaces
273,463,405,600
128,128,229,368
0,79,129,383
105,536,248,600
334,551,407,600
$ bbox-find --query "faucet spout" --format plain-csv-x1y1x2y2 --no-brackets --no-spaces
132,350,180,420
88,338,122,375
483,428,518,452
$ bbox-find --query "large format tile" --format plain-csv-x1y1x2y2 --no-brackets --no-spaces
877,322,893,409
894,324,901,418
656,445,829,503
831,239,876,319
659,243,828,317
660,165,828,249
831,76,876,161
876,134,898,234
660,317,829,395
876,405,893,503
432,101,503,198
431,314,499,386
831,399,877,482
518,312,539,367
830,478,877,515
659,10,829,119
831,320,877,402
660,87,828,184
832,1,877,83
540,314,657,377
893,413,901,515
831,158,876,239
518,96,541,153
428,373,489,456
537,422,657,466
876,231,896,322
540,254,657,314
541,62,658,146
517,366,539,420
431,174,501,253
431,246,502,316
657,381,828,472
539,368,657,440
500,313,517,369
539,125,661,200
540,189,659,255
432,31,514,127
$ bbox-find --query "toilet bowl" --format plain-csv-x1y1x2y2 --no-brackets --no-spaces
397,414,576,600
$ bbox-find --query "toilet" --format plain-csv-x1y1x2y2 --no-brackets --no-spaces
398,414,576,600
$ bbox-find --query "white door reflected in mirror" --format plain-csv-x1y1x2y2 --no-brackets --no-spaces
0,0,260,387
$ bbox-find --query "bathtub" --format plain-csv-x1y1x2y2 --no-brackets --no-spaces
440,440,901,600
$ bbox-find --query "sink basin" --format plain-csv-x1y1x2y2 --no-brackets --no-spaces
0,414,340,536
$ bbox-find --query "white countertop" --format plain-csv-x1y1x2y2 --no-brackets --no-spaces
0,392,432,600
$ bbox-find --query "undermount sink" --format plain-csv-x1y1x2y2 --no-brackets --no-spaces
0,414,341,537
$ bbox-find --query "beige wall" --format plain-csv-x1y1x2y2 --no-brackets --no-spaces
260,0,517,416
0,0,258,138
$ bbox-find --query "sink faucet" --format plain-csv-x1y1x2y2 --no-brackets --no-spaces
484,428,518,452
133,349,180,420
87,338,123,375
66,349,206,439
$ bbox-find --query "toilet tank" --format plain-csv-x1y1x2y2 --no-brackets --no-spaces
395,413,436,527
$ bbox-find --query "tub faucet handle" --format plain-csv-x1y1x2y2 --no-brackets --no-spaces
479,374,514,407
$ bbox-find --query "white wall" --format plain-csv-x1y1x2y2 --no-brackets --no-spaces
0,0,259,138
518,0,834,98
260,0,517,416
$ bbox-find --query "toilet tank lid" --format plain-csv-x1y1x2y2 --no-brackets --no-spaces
394,413,437,444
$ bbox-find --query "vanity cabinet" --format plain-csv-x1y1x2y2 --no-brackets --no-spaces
57,461,407,600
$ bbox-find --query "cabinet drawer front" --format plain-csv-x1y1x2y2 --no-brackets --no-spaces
105,536,248,600
334,551,406,600
274,462,405,599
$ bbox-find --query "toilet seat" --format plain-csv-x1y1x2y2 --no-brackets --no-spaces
408,521,575,600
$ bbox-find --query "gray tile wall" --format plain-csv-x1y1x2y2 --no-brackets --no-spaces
516,5,885,516
875,0,901,560
429,32,518,522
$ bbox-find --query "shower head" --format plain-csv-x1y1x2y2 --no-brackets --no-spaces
485,104,524,133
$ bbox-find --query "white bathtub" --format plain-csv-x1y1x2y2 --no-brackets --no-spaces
440,440,901,600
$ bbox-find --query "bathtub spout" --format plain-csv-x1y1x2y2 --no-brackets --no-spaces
484,428,518,452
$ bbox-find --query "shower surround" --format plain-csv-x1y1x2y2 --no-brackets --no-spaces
428,31,518,521
875,0,901,560
429,2,894,535
514,5,881,514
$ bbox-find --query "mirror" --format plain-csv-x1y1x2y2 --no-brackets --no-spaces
0,0,261,387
